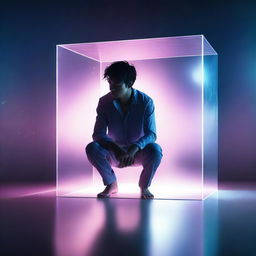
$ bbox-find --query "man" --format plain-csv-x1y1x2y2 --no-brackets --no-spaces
86,61,162,199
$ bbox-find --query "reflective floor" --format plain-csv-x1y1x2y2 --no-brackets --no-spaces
0,183,255,256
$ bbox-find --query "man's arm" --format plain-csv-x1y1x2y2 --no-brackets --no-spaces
92,99,126,158
133,99,157,150
92,98,113,146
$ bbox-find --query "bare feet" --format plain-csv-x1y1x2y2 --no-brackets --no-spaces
97,181,118,198
141,188,154,199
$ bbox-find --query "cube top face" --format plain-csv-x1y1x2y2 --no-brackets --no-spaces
58,35,217,62
57,35,218,200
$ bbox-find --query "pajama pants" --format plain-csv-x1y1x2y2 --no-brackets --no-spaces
85,142,163,189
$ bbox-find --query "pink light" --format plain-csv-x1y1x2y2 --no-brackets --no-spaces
0,184,56,198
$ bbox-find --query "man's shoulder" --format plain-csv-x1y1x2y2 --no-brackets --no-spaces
134,89,153,104
99,92,113,105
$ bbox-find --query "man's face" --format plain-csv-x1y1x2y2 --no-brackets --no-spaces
108,77,129,99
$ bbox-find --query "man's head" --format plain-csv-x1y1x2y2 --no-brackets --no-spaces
103,61,137,98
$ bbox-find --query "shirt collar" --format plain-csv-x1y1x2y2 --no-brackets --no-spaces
130,88,137,105
112,88,137,117
112,88,138,105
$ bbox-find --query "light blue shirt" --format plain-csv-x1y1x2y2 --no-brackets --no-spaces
92,88,157,150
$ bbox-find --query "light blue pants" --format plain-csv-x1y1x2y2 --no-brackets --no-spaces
86,142,163,189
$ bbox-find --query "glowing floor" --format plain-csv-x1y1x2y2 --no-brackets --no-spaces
0,183,255,256
60,182,217,200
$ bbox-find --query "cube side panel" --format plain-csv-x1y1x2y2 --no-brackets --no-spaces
57,47,100,196
203,55,218,197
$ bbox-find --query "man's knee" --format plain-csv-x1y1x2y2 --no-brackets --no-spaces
144,143,163,160
85,141,101,156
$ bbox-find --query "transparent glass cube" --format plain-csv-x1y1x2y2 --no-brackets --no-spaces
56,35,218,199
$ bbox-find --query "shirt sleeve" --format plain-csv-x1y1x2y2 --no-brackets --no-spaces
92,98,113,145
133,99,157,150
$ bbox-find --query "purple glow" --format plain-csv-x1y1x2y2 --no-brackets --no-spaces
0,184,56,198
57,35,218,199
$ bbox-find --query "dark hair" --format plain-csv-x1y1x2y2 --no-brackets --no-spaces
103,61,137,87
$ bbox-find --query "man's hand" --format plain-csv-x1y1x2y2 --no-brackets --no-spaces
114,147,127,161
118,144,140,168
105,141,127,160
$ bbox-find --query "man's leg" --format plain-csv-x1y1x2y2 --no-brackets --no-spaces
135,143,163,199
85,141,118,197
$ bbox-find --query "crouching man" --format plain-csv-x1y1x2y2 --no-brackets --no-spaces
86,61,163,199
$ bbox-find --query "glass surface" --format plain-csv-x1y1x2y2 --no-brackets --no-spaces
203,52,218,198
57,47,100,195
57,35,218,199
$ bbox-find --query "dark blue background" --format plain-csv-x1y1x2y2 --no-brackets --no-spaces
1,0,256,183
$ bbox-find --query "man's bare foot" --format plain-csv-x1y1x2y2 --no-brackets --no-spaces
141,188,154,199
97,181,118,198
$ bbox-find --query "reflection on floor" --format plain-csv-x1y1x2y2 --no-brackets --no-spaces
0,183,256,256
